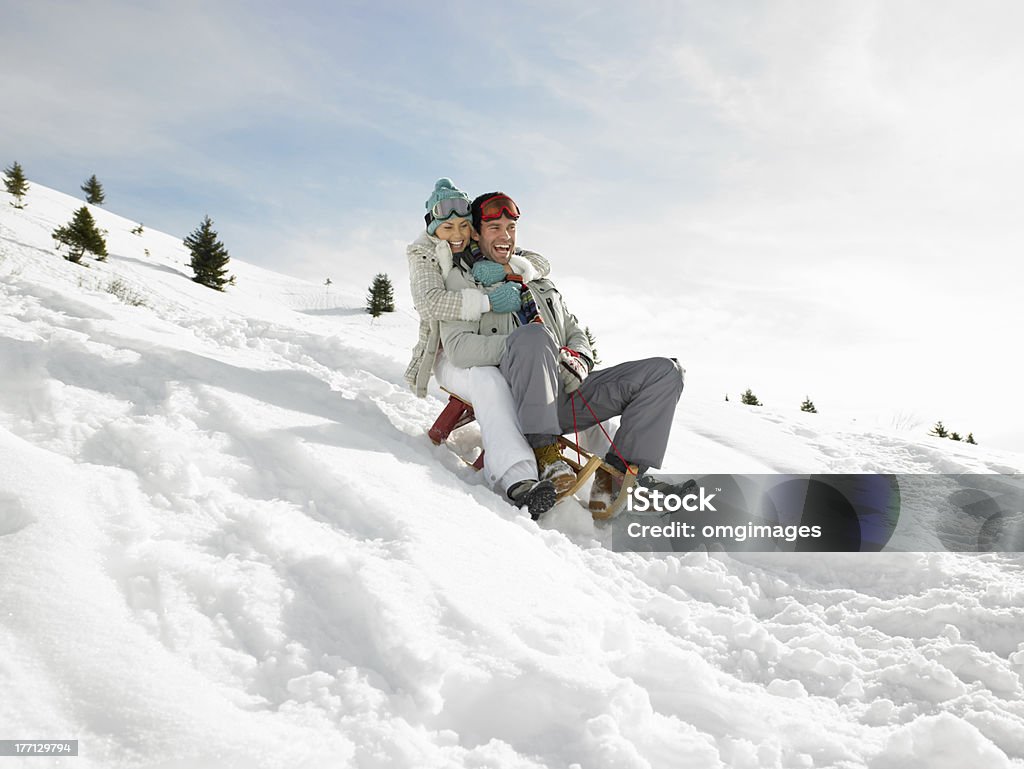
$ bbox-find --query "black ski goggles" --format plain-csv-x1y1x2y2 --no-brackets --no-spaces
429,197,471,220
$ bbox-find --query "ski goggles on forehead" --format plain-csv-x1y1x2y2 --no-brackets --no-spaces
429,197,471,220
476,193,521,222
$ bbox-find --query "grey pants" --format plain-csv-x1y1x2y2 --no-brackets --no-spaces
499,324,684,470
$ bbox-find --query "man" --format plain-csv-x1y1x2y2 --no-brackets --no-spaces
439,192,685,519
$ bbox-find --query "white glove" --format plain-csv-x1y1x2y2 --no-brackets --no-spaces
558,347,590,394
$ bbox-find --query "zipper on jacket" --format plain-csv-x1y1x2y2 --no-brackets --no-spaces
545,297,556,321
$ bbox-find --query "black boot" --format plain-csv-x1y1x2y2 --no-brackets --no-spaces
507,479,558,520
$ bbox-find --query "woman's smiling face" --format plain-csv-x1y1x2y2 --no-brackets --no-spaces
434,217,472,253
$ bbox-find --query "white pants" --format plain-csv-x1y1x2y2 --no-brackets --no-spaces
433,351,536,494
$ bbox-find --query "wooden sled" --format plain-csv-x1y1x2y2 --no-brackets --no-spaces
428,388,638,519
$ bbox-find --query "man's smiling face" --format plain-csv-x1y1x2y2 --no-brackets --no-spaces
475,215,517,265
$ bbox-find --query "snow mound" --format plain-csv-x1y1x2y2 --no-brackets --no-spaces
2,182,1023,767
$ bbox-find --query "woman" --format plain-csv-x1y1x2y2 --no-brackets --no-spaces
405,179,558,516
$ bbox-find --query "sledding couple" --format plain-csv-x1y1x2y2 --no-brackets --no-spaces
406,179,684,519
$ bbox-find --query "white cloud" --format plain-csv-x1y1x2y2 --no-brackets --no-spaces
1,2,309,156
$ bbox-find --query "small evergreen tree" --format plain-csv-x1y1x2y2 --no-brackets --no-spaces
51,206,108,263
325,278,333,287
81,174,105,205
366,273,395,317
741,388,762,406
131,223,144,235
584,326,602,365
4,161,29,208
800,396,817,413
966,433,977,445
184,215,233,290
929,420,949,438
950,432,962,441
725,394,729,402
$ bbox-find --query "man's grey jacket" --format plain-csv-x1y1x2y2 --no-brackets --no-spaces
439,267,592,369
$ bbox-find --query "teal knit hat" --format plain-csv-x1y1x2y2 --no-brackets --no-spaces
424,178,471,235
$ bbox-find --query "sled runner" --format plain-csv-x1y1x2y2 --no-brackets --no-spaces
428,389,638,518
427,389,486,469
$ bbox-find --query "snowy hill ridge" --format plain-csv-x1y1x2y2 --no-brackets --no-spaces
2,182,1023,768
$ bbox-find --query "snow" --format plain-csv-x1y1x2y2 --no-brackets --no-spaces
2,182,1023,768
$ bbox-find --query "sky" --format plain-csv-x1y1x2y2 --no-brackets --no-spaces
3,0,1023,449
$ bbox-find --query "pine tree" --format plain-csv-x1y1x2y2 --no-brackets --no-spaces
184,216,233,290
741,388,762,406
52,206,108,263
4,161,29,208
81,174,105,205
584,326,602,365
800,396,817,413
365,273,395,317
966,433,977,445
725,394,729,402
929,420,949,438
131,223,144,235
950,432,962,441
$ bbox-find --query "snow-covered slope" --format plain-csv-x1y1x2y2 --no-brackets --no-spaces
2,183,1023,768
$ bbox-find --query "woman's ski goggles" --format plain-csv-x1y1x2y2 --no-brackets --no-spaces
429,197,472,220
475,193,521,222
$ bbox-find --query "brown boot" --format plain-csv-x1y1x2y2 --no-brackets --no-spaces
588,466,622,520
534,443,576,498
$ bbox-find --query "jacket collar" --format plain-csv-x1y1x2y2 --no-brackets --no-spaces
411,230,454,278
